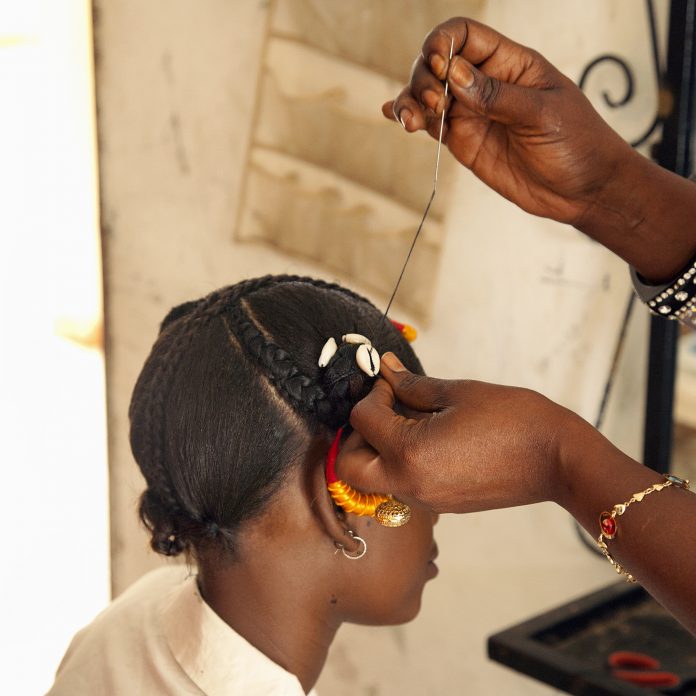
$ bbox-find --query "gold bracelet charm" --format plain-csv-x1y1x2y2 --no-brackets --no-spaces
596,474,690,583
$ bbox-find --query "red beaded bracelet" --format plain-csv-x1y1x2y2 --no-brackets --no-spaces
596,474,690,583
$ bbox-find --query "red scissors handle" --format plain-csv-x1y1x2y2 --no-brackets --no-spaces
608,651,680,689
612,670,680,688
608,651,661,670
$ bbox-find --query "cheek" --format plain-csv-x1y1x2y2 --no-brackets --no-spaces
346,512,435,623
375,506,434,557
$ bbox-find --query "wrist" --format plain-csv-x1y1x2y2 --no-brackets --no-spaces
551,410,596,511
576,147,696,280
553,414,661,534
535,397,586,508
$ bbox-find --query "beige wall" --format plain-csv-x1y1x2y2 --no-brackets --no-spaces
95,1,663,693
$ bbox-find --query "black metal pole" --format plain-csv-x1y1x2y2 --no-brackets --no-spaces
644,0,696,473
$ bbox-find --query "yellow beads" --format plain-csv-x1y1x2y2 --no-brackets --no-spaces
327,480,390,517
400,324,417,342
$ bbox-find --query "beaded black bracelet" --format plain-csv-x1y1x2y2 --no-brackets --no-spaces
630,252,696,329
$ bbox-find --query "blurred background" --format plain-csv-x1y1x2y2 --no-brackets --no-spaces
1,1,694,694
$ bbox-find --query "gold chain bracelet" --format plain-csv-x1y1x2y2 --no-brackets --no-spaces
596,474,690,583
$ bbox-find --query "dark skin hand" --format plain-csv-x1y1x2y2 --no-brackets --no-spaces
387,17,696,281
340,353,696,636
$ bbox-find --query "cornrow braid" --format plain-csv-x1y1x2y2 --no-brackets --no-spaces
210,275,382,427
132,318,204,554
221,275,389,428
224,302,330,422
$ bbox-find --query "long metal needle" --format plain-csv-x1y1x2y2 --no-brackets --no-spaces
382,37,454,322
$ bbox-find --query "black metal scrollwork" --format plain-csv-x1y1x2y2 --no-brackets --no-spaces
578,0,662,148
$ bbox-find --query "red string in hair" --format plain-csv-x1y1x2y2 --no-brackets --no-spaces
389,319,417,342
325,427,343,485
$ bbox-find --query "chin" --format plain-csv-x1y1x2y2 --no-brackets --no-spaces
376,594,424,626
350,574,434,626
351,595,423,627
392,601,422,625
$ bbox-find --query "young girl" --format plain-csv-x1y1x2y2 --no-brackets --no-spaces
49,275,439,695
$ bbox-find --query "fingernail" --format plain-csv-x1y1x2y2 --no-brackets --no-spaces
450,56,474,88
398,108,412,129
382,352,406,372
422,89,443,115
430,53,446,79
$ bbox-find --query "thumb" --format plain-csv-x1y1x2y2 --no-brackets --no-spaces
447,55,542,126
334,430,393,496
349,377,405,459
380,352,454,413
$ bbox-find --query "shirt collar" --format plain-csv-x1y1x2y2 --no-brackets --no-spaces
160,572,310,696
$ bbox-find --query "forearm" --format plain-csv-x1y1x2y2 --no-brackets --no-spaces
556,415,696,635
577,147,696,281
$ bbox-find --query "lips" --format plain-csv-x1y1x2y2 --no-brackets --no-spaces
426,546,440,579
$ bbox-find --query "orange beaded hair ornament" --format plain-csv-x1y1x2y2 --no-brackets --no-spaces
321,321,415,528
325,427,411,528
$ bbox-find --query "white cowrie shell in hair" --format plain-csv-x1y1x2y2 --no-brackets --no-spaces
318,337,338,368
342,333,372,348
356,343,380,377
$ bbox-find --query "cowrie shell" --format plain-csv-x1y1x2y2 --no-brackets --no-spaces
318,337,338,368
356,343,380,377
342,333,372,348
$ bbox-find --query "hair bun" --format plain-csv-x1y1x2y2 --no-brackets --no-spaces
152,530,187,556
317,342,375,428
139,488,188,557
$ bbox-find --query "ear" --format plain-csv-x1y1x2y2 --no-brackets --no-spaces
307,435,363,555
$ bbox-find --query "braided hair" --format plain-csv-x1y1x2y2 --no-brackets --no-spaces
129,275,422,558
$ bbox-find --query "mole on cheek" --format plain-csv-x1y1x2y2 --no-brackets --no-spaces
330,595,338,605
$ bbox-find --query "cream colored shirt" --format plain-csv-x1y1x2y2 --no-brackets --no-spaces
48,566,317,695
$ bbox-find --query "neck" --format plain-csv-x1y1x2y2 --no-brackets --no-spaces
198,548,340,693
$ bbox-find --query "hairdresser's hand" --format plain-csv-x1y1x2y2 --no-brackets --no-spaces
385,17,696,280
386,17,634,225
341,352,580,514
345,355,696,637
